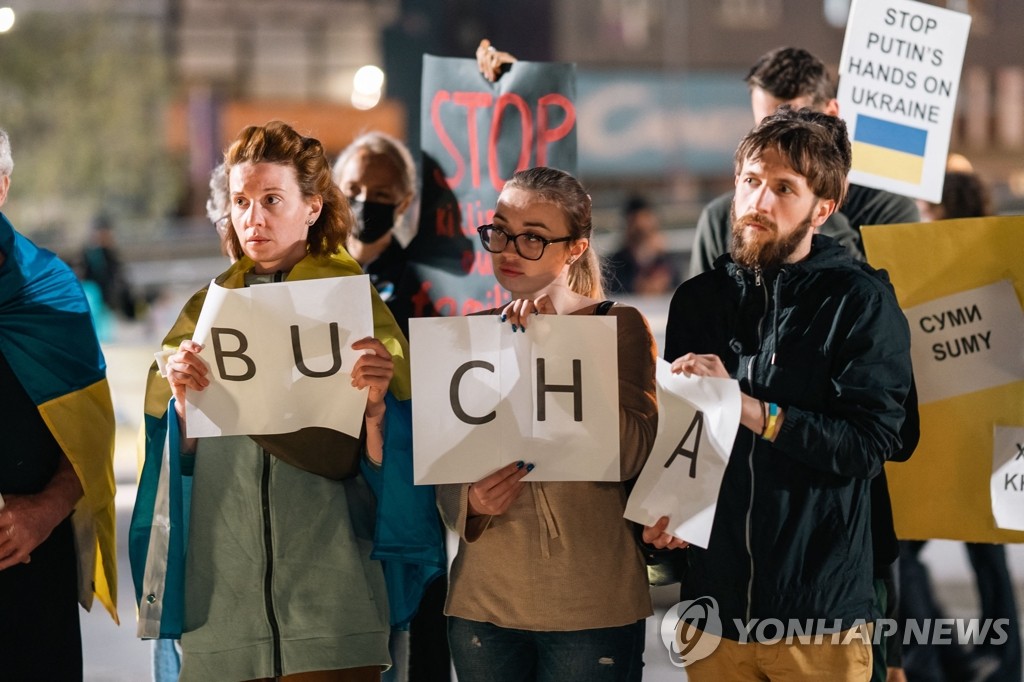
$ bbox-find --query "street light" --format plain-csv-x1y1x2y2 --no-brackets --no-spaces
0,7,15,33
351,65,384,110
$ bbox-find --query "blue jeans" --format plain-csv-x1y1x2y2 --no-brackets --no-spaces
448,616,645,682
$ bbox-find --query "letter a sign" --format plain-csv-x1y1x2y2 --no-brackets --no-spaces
625,360,741,549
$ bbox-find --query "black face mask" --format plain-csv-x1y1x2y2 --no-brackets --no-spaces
351,199,397,243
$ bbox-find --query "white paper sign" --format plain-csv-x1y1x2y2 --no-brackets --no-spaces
410,315,620,484
838,0,971,202
624,359,741,549
991,426,1024,531
905,280,1024,405
184,276,374,438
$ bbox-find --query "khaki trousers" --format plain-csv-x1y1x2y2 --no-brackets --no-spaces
684,626,873,682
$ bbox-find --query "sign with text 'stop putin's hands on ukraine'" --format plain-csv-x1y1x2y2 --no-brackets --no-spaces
838,0,971,202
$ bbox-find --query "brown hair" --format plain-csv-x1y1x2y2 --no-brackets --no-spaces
223,120,351,261
734,106,851,206
745,47,836,108
502,167,604,299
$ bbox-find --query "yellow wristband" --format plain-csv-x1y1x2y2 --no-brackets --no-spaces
762,403,780,441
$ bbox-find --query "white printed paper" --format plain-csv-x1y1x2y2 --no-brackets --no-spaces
905,280,1024,405
838,0,971,202
991,426,1024,531
624,359,741,549
184,276,374,438
410,315,620,483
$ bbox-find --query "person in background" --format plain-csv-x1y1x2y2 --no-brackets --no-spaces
0,125,119,681
334,132,449,682
333,132,418,336
206,162,233,260
438,167,658,682
899,168,1022,682
606,195,681,295
132,120,414,682
647,107,914,681
688,46,923,278
81,212,137,320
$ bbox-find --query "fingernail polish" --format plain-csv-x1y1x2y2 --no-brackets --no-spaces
516,461,524,469
511,324,518,332
526,463,535,472
500,313,507,322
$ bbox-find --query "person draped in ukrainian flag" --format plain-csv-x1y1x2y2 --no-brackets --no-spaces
130,120,443,682
0,125,118,681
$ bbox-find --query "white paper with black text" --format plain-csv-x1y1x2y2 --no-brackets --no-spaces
624,359,741,548
410,315,620,484
184,276,373,438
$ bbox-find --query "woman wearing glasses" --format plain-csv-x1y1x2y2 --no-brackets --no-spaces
437,167,658,682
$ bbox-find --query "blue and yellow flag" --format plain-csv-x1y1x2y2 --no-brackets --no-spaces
852,114,928,186
0,213,118,621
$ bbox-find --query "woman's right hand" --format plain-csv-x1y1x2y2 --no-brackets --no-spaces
165,339,209,421
499,295,557,332
467,461,532,517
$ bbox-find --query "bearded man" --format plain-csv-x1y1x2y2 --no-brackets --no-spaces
644,107,914,681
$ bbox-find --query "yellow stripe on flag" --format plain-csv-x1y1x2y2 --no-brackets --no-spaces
39,378,119,621
852,141,924,185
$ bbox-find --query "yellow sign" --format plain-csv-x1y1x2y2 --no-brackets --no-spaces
863,216,1024,542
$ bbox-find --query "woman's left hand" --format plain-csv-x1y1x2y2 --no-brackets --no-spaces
500,295,557,332
351,337,394,416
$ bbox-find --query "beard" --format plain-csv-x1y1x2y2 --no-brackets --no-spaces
729,200,815,270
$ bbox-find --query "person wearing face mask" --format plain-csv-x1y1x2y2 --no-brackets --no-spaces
335,133,452,682
333,132,418,336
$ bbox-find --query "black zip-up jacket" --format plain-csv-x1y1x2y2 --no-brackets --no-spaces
664,234,913,641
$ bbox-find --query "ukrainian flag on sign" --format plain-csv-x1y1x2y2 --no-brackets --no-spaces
852,114,927,185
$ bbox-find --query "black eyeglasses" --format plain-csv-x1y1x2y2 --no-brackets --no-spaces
477,224,573,261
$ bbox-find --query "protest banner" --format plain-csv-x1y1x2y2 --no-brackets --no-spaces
624,359,740,549
183,276,374,438
863,216,1024,542
838,0,971,202
409,315,618,484
405,55,576,319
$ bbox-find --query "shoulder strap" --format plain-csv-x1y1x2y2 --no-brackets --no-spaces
594,300,615,315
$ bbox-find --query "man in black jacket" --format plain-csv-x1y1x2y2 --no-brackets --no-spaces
646,108,914,680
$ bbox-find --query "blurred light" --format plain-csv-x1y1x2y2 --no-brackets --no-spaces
353,65,385,93
351,65,384,110
823,0,850,28
0,7,15,33
351,90,383,110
